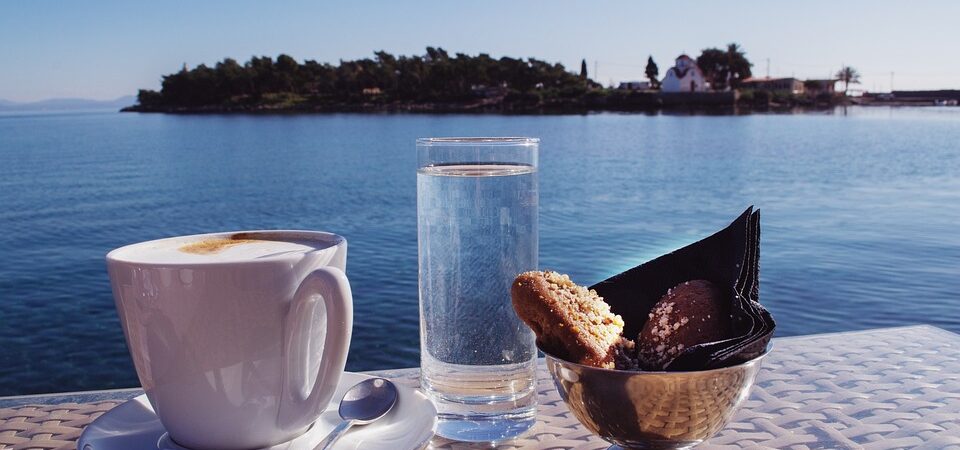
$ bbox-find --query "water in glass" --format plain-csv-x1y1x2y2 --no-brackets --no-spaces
417,163,538,441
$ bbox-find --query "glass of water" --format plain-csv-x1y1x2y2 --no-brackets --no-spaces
417,137,539,442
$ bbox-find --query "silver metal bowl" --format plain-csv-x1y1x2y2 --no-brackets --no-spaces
543,346,769,450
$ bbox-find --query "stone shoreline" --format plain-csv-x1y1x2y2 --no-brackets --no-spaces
122,91,845,114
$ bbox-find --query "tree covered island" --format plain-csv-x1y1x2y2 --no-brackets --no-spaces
126,46,845,113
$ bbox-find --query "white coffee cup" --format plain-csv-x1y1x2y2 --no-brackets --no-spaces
106,230,353,450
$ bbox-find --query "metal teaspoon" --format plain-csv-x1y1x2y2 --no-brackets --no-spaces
313,377,399,450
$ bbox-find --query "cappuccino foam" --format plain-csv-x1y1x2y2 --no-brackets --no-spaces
179,238,264,255
108,232,338,265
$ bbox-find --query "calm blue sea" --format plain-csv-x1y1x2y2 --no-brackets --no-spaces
1,108,959,396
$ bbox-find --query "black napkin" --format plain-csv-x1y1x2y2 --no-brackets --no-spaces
591,207,774,370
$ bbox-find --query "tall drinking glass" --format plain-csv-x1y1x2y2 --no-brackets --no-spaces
417,137,539,441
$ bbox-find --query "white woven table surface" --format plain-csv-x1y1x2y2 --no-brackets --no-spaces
1,325,958,449
372,325,960,450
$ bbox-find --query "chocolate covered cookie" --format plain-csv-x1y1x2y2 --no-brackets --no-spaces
635,280,733,370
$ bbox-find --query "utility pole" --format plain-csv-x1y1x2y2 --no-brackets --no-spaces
594,61,598,83
766,58,770,78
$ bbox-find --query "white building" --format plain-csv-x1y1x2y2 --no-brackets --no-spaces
660,55,707,93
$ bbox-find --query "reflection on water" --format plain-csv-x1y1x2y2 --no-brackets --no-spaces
0,107,958,395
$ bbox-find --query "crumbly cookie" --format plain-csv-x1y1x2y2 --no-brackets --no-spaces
512,270,625,368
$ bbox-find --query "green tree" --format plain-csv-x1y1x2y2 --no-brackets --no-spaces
246,56,276,97
136,89,162,106
724,43,752,88
696,43,752,90
136,47,589,109
215,58,249,96
697,48,726,90
645,56,659,89
275,54,298,72
274,54,299,92
835,66,861,96
580,59,587,80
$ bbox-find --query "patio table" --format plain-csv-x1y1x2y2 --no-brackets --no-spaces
1,325,959,449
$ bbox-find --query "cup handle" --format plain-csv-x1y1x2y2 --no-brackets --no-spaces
278,266,353,430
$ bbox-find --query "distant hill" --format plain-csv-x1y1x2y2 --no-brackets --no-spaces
0,96,136,112
126,48,603,113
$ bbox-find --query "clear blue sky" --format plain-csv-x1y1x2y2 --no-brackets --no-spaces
2,0,958,101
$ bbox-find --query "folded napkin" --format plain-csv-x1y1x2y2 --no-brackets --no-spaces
591,207,774,370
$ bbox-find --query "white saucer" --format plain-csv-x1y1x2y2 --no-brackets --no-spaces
78,372,436,450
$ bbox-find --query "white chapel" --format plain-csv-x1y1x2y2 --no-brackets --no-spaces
661,55,708,93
